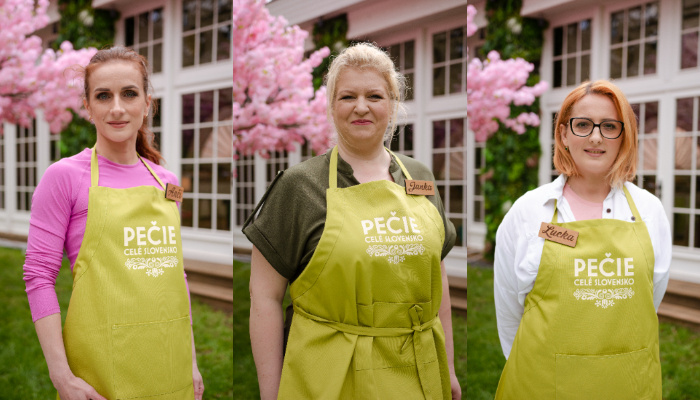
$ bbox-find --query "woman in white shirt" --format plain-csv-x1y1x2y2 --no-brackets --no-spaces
494,80,671,399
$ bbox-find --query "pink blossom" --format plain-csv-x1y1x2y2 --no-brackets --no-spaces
466,5,548,141
0,0,96,134
232,0,332,157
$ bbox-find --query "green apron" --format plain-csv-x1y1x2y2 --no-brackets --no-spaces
495,187,661,399
60,148,193,399
277,146,450,399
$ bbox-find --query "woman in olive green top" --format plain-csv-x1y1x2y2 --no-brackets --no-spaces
244,43,461,399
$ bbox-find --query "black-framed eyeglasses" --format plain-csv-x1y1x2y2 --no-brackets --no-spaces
569,117,624,139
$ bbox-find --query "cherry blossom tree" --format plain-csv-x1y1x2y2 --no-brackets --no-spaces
232,0,332,158
466,5,548,141
0,0,96,134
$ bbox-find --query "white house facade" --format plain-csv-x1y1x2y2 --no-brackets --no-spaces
470,0,700,283
0,0,234,265
232,0,470,277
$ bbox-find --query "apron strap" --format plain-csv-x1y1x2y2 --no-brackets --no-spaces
328,146,414,189
551,185,642,224
90,147,165,189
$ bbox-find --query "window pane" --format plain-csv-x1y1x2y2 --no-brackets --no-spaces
433,120,446,149
581,20,591,51
183,34,195,67
683,0,700,29
405,40,415,69
675,175,691,206
406,72,414,101
201,0,214,27
581,54,590,82
450,118,465,147
610,48,623,79
645,2,659,37
566,56,577,86
138,12,149,43
182,129,195,158
433,154,445,180
567,23,577,53
389,45,400,65
217,199,231,231
611,11,625,45
219,89,233,121
644,41,657,75
200,164,213,193
218,125,233,158
553,59,562,88
200,90,214,123
433,67,445,96
404,124,414,151
451,218,464,247
674,213,690,246
642,175,657,196
682,32,698,69
676,138,693,169
218,164,232,194
183,0,197,31
697,138,700,172
199,127,214,158
200,30,213,65
138,46,148,63
125,17,135,46
554,27,563,57
182,198,193,227
217,24,232,61
449,63,462,94
642,138,657,170
153,8,163,40
449,151,465,180
182,164,194,192
645,102,658,133
218,0,232,23
627,44,640,78
628,7,641,42
697,176,700,208
676,97,694,132
182,93,195,124
433,32,447,63
153,43,162,74
450,185,464,214
199,199,212,229
450,28,464,59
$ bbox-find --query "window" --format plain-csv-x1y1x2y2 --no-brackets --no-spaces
387,124,414,157
631,101,659,196
467,27,486,62
609,2,658,79
552,20,591,88
125,8,164,73
266,151,288,187
16,121,38,212
433,26,467,96
234,154,255,227
673,96,700,248
150,98,162,153
182,0,232,67
387,40,415,101
433,118,467,247
181,88,233,231
473,138,485,223
682,0,700,69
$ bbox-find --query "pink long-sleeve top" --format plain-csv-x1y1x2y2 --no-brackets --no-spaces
23,148,191,322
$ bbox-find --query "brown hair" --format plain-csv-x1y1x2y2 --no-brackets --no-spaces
553,80,637,188
83,46,161,164
325,42,406,141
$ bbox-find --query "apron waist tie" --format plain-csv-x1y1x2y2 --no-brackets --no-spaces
292,303,438,400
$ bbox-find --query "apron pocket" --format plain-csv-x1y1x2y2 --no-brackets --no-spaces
555,347,654,400
111,316,192,399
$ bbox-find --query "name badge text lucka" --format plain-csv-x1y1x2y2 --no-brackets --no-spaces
538,222,579,247
165,183,184,202
405,179,435,196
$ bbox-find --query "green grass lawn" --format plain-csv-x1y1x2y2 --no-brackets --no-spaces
0,247,233,398
233,260,468,398
467,265,700,400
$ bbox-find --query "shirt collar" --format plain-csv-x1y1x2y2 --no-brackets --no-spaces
541,174,622,206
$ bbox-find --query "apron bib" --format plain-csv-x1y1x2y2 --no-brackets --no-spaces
60,148,193,400
277,146,450,399
495,187,661,399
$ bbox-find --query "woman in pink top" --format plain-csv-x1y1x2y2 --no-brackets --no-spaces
24,47,204,400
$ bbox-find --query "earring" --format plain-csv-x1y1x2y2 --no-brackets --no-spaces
565,146,569,151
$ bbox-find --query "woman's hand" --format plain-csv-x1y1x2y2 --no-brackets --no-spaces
192,362,204,400
450,372,462,400
54,373,107,400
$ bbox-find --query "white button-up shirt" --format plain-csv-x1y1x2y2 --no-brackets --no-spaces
494,175,672,359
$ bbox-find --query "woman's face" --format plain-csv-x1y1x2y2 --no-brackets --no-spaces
560,94,624,180
84,61,150,146
332,67,391,150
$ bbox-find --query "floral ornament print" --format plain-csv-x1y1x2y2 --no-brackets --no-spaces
366,244,425,264
573,288,635,309
125,256,179,277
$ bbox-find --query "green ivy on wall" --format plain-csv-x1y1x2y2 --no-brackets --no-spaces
54,0,118,158
480,0,547,259
311,14,349,91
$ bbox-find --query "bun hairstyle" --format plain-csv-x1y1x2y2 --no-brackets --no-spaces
82,46,161,164
553,80,638,188
324,42,406,142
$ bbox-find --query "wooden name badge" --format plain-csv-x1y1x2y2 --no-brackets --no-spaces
538,222,579,247
165,183,184,202
405,179,435,196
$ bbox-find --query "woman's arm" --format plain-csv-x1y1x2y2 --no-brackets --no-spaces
191,326,204,400
249,246,289,400
34,314,106,400
438,260,462,400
